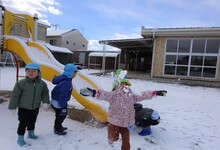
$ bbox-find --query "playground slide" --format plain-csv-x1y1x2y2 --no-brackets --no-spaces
4,35,108,122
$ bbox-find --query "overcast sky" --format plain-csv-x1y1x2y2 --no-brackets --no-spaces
2,0,220,50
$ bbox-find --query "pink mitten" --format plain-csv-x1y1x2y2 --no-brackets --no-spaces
151,90,157,96
95,90,100,97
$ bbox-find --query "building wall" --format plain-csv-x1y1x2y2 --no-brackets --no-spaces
152,36,220,81
47,36,62,46
46,30,88,63
62,30,88,63
61,30,88,52
37,26,47,41
152,37,166,77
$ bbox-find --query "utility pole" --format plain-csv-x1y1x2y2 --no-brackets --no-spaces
102,42,107,75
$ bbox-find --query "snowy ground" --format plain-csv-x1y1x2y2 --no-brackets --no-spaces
0,67,220,150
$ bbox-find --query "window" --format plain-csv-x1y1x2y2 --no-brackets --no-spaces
190,67,202,77
165,55,176,64
178,39,191,53
177,55,189,65
164,66,176,75
206,39,220,53
166,39,178,52
192,39,205,53
191,56,203,66
164,38,219,79
203,68,216,78
177,66,188,76
49,39,57,45
66,40,69,45
204,56,217,66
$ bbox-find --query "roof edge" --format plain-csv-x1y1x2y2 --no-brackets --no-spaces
141,26,220,37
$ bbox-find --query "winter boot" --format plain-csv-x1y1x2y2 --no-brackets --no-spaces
138,126,152,136
28,130,39,139
61,126,68,131
17,135,26,147
54,129,67,135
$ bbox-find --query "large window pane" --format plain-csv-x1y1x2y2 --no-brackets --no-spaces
178,39,191,53
204,56,217,66
177,55,189,65
164,66,176,75
191,56,203,66
177,66,188,76
206,39,220,53
165,55,176,64
166,39,178,52
190,67,202,77
203,68,216,78
192,39,205,53
164,38,219,79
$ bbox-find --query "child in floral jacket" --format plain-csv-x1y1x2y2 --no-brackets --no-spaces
88,78,166,150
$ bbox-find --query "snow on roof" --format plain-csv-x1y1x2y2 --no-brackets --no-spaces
47,29,74,36
89,52,119,57
44,43,73,54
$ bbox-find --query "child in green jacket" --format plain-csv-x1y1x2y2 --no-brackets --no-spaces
8,62,50,147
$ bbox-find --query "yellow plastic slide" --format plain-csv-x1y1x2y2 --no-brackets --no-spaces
4,35,108,122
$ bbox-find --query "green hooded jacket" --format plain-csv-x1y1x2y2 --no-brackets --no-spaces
8,77,50,110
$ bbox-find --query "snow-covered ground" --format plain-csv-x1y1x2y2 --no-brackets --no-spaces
0,67,220,150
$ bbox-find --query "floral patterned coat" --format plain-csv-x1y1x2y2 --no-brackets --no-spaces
96,89,155,127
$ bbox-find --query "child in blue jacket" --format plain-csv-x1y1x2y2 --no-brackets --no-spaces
51,63,77,135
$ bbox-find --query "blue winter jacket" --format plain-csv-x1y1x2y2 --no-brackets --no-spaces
51,75,73,108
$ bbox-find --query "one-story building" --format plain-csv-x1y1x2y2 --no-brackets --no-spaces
100,27,220,82
78,50,120,70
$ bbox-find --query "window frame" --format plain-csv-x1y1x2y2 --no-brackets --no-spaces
163,38,220,79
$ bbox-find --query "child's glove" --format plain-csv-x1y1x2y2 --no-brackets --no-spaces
87,87,97,97
156,90,167,96
76,65,82,70
95,90,100,97
151,91,157,96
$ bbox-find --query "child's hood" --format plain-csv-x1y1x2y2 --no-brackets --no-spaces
52,75,71,85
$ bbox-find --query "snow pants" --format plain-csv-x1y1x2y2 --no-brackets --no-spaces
17,107,39,135
108,123,130,150
51,105,67,130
